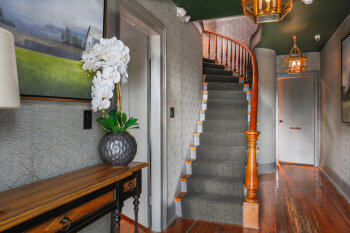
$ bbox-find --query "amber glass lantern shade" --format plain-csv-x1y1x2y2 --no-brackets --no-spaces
242,0,294,24
284,36,307,74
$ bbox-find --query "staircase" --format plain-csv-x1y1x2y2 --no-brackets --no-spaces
175,30,260,228
175,58,249,225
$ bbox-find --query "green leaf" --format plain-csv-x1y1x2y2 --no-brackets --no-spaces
108,110,118,125
125,118,138,128
122,113,127,124
96,117,110,130
116,111,123,126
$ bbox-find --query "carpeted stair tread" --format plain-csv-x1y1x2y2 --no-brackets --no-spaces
208,90,247,100
207,82,243,91
200,132,247,146
203,62,225,70
206,99,248,110
196,145,247,161
181,193,243,225
186,174,244,197
192,159,245,178
205,74,239,83
203,58,215,63
203,120,248,132
205,109,248,121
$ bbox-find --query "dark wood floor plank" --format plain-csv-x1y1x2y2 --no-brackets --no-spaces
121,164,350,233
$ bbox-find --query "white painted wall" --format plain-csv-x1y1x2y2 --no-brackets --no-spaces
121,34,150,227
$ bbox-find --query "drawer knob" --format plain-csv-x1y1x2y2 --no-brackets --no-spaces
128,182,135,191
59,216,71,231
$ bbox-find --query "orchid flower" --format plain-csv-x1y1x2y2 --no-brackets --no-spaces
81,37,130,112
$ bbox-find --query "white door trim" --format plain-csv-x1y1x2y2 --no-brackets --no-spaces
276,71,321,167
120,1,167,231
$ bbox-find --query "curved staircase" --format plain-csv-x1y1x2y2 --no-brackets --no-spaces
175,30,260,228
175,58,249,225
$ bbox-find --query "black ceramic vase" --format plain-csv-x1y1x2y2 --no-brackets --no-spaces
98,132,137,166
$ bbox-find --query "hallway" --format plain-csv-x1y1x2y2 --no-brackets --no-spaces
127,164,350,232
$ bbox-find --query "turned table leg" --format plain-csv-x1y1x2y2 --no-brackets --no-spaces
133,195,140,233
113,205,122,233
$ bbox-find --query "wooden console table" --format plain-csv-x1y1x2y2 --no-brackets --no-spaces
0,162,148,233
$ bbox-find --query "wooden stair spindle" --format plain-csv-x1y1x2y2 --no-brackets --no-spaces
221,38,224,65
230,42,233,70
233,43,237,72
225,39,229,68
215,35,219,63
208,34,211,59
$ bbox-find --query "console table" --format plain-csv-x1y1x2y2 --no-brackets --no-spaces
0,162,148,233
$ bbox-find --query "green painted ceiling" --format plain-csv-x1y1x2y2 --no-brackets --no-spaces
173,0,350,55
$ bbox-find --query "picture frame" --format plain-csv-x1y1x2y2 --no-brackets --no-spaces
341,33,350,123
0,0,111,102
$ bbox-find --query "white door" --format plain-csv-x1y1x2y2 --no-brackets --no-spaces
278,76,315,165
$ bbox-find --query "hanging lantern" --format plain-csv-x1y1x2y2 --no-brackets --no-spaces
284,36,307,74
242,0,294,24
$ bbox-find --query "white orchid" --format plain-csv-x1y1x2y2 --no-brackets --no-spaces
81,37,130,112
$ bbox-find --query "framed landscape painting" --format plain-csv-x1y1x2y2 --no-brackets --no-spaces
0,0,105,100
342,34,350,123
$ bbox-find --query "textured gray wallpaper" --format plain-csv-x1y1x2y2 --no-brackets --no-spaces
0,0,202,231
133,0,203,211
0,100,102,191
320,15,350,200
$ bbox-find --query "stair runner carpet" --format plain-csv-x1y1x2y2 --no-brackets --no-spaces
181,58,247,225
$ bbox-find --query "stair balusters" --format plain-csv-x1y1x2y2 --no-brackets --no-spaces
203,29,260,229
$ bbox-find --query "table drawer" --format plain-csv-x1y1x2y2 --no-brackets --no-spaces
26,191,114,233
122,177,137,193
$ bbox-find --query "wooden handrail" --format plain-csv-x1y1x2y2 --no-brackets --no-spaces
203,29,260,205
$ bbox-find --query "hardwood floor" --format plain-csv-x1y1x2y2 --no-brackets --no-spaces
121,164,350,232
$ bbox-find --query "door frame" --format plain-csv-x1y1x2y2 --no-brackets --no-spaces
117,1,168,231
276,71,321,167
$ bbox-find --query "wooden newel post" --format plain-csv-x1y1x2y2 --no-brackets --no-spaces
244,130,260,202
243,130,260,230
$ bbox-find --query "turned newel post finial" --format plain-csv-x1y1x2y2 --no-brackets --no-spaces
245,130,260,203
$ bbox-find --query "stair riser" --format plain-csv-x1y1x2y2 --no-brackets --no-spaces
196,151,246,161
192,162,244,178
205,110,248,121
200,134,247,146
203,58,215,63
203,122,247,132
207,83,243,91
207,101,248,110
203,68,232,76
208,91,247,100
205,76,239,83
182,201,243,225
186,180,244,197
203,62,225,70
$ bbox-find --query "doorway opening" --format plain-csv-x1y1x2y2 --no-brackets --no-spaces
119,1,167,232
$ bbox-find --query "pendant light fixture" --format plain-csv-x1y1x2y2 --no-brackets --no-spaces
242,0,294,24
284,36,307,74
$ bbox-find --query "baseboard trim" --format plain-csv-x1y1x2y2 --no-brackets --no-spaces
258,162,276,174
166,210,178,229
320,167,350,203
120,214,150,232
